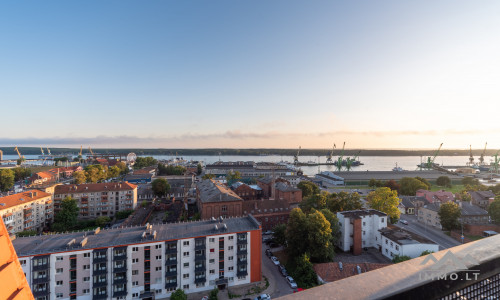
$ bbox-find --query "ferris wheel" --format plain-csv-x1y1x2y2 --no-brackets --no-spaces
127,152,137,165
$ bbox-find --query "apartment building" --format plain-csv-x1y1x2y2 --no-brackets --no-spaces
379,226,439,259
0,190,53,234
54,183,137,219
337,209,388,255
418,201,489,229
196,179,243,219
13,215,262,300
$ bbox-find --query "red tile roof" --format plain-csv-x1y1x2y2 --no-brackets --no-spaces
0,190,52,210
314,262,390,283
54,182,137,194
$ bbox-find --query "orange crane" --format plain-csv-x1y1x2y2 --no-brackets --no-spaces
14,147,25,161
40,147,44,155
79,145,83,157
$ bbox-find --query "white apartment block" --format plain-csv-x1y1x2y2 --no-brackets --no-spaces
380,227,439,259
0,190,53,234
13,215,262,300
54,183,138,219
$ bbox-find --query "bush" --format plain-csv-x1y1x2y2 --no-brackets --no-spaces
209,287,219,300
170,289,187,300
392,255,411,263
16,230,37,237
116,210,134,220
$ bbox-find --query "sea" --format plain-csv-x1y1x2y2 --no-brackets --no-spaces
1,154,486,176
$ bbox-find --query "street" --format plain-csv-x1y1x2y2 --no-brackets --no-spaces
396,214,461,250
261,246,294,299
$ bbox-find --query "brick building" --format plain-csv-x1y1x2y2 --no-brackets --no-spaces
469,191,495,210
416,189,454,203
54,182,137,219
196,179,243,219
231,182,262,201
242,199,293,231
256,178,302,204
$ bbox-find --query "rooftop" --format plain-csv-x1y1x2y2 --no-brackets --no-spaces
12,215,260,257
338,209,387,219
380,225,436,245
54,182,137,194
0,190,52,210
314,262,390,283
197,179,243,203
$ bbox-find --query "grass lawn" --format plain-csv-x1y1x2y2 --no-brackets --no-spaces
466,235,484,241
430,184,465,193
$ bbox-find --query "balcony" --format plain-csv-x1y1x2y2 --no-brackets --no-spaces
140,291,155,299
237,269,248,277
113,265,127,273
165,247,177,254
94,267,107,275
93,255,107,263
165,258,177,266
166,269,177,277
237,248,247,255
195,242,206,251
32,277,49,285
113,277,127,285
165,281,177,289
113,253,127,261
195,276,207,284
92,294,107,300
113,290,128,297
195,264,206,272
237,238,247,245
280,234,500,300
195,253,206,261
93,280,107,288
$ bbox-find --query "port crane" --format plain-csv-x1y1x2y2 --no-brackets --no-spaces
492,150,500,174
40,147,44,156
336,142,346,171
421,143,443,169
88,146,94,157
326,144,336,163
468,145,475,166
47,148,51,155
14,147,25,164
293,146,301,164
78,146,83,157
479,142,487,165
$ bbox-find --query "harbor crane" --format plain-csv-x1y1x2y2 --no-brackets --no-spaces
336,142,346,171
14,146,25,164
421,143,443,169
47,148,51,155
293,146,301,164
479,142,487,165
493,150,500,174
40,147,44,156
78,145,83,157
468,145,475,166
326,144,336,163
88,146,94,156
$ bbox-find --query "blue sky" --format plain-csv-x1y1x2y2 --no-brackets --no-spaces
1,1,500,149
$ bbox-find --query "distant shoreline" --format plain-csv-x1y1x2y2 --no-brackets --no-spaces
0,147,494,157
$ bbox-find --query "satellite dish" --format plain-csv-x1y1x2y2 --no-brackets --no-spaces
127,153,137,164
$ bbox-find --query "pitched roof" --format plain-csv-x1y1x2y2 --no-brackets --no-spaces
36,171,56,179
314,262,390,283
54,182,137,194
460,201,488,216
469,191,495,202
197,179,242,203
0,190,52,210
400,196,428,208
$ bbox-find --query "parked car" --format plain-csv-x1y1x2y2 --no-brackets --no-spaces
286,276,298,289
271,256,280,265
265,249,272,258
400,220,409,225
263,230,273,235
269,242,279,248
279,265,288,277
254,294,271,300
263,236,271,242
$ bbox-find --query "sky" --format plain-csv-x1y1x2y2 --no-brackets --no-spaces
1,1,500,150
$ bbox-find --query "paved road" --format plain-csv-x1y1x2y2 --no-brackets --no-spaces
396,214,461,250
261,246,294,299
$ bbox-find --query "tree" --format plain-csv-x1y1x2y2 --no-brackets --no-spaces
197,163,203,175
384,180,400,191
305,210,334,262
488,198,500,224
326,191,363,213
399,177,429,196
367,187,401,223
226,171,242,185
202,174,215,180
52,197,79,232
170,289,187,300
420,250,434,256
286,208,308,257
73,171,86,184
289,253,318,288
96,216,111,227
320,208,341,244
438,202,461,231
115,162,129,175
107,166,121,179
208,287,219,300
369,178,384,187
13,167,31,182
0,169,15,192
462,177,480,186
436,176,452,188
116,210,134,220
152,178,171,197
133,156,158,169
300,192,328,212
459,190,472,202
392,255,411,263
272,223,287,246
85,165,107,183
158,164,186,176
415,177,431,190
297,181,320,198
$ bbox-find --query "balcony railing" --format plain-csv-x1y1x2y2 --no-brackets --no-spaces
279,234,500,300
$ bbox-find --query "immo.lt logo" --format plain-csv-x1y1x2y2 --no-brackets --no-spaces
419,251,480,281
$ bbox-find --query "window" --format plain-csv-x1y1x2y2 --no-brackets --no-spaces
381,218,385,223
132,258,139,263
183,252,189,257
56,268,63,274
228,246,233,250
385,240,388,245
56,256,63,261
183,284,189,289
132,270,139,275
228,256,233,261
56,293,63,298
20,260,26,266
56,281,63,286
183,274,189,279
84,277,90,282
183,262,189,268
238,276,246,280
83,253,90,258
209,238,215,243
83,289,90,294
395,245,399,251
133,293,139,298
83,264,90,270
228,266,233,271
210,269,215,274
155,244,162,249
183,241,189,246
133,281,139,286
210,248,215,253
363,231,366,236
363,222,366,226
228,236,233,240
222,205,227,212
156,266,162,271
209,259,215,264
132,247,139,252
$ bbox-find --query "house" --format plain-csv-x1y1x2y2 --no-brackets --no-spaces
48,166,83,178
398,196,429,215
231,182,262,200
29,171,57,186
13,215,262,299
196,179,243,219
416,189,454,203
417,201,490,229
133,166,157,176
469,191,495,210
314,262,390,283
337,209,388,255
256,177,302,204
242,199,295,231
379,226,439,259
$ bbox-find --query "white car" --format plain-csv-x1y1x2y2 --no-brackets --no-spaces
286,276,298,289
400,220,409,225
254,294,271,300
271,256,280,265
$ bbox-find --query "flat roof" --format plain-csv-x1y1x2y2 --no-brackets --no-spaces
13,215,260,257
331,170,463,181
338,209,387,219
380,226,436,246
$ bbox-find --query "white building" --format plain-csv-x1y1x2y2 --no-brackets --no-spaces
380,227,439,259
315,171,344,187
337,209,387,255
13,215,262,300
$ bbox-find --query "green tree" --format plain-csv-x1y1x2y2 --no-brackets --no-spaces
415,177,431,189
367,187,401,223
272,223,287,246
96,216,111,227
420,250,434,256
459,190,472,202
73,170,86,184
52,197,79,232
320,208,341,244
326,191,363,213
158,164,186,175
289,253,318,288
208,287,219,300
115,162,129,175
133,156,158,169
107,166,121,179
392,255,411,263
0,169,15,192
399,177,429,196
438,202,461,231
305,210,334,262
152,178,171,197
13,167,32,182
300,192,328,212
116,210,134,220
202,174,215,180
197,163,203,175
286,208,308,258
226,171,242,185
488,198,500,224
85,164,107,183
170,289,187,300
297,181,320,198
436,176,452,188
462,177,480,186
